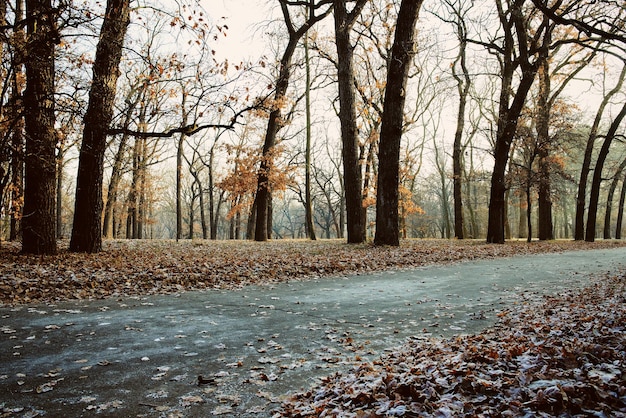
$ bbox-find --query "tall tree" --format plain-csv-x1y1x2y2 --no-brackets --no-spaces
253,0,332,241
485,0,552,244
603,156,626,239
374,0,423,246
70,0,131,253
435,0,473,239
21,0,58,254
303,33,316,240
333,0,367,243
574,62,626,239
585,101,626,242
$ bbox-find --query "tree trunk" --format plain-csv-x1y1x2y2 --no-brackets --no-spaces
575,64,626,240
486,0,547,244
70,0,131,253
56,141,64,239
176,89,188,241
255,2,331,241
585,101,626,242
102,133,130,238
9,0,25,241
615,172,626,240
22,0,57,255
334,0,367,244
536,53,553,240
451,15,470,239
304,34,316,240
603,157,626,239
374,0,423,246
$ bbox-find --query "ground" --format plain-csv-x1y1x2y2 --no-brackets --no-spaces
0,239,625,417
1,239,625,305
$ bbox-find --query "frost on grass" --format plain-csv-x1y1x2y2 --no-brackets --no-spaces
277,274,626,417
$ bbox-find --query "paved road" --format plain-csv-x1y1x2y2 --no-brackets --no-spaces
1,247,624,417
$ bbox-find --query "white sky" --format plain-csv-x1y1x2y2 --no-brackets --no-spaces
201,0,273,61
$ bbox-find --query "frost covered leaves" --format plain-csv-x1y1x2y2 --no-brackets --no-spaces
278,274,626,417
1,239,625,305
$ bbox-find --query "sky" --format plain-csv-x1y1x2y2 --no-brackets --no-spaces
201,0,273,61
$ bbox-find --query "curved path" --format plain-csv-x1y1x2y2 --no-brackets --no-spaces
1,247,624,417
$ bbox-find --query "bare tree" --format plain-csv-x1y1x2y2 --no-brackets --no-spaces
253,0,332,241
374,0,423,246
70,0,131,253
333,0,367,243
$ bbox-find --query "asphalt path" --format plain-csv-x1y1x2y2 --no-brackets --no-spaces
1,247,625,417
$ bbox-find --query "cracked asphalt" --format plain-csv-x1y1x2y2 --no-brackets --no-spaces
1,246,624,417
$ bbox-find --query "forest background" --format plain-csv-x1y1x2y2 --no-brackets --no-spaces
1,0,626,254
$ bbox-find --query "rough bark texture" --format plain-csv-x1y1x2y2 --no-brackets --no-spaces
374,0,423,246
333,0,367,244
21,0,57,255
70,0,130,253
536,53,553,241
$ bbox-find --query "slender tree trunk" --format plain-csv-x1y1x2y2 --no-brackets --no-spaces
56,142,64,239
304,34,316,240
451,17,470,239
585,101,626,242
176,89,188,241
255,2,331,241
22,0,58,255
374,0,423,246
575,64,626,240
9,0,25,241
518,190,528,239
102,130,130,237
603,157,626,239
70,0,131,252
615,172,626,240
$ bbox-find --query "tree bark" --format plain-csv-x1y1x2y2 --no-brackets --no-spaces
536,54,553,240
304,34,316,240
486,0,547,244
603,157,626,239
615,171,626,240
22,0,57,255
334,0,367,244
450,4,471,240
9,0,25,241
176,87,189,241
374,0,423,246
70,0,130,253
585,101,626,242
255,0,331,241
574,64,626,240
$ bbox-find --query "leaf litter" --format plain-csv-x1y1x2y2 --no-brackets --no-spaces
277,272,626,417
1,239,624,305
1,239,625,417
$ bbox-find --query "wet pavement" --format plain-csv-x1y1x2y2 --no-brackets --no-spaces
1,247,625,417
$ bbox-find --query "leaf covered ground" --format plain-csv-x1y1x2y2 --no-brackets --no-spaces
277,271,626,417
1,239,625,417
1,238,625,306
